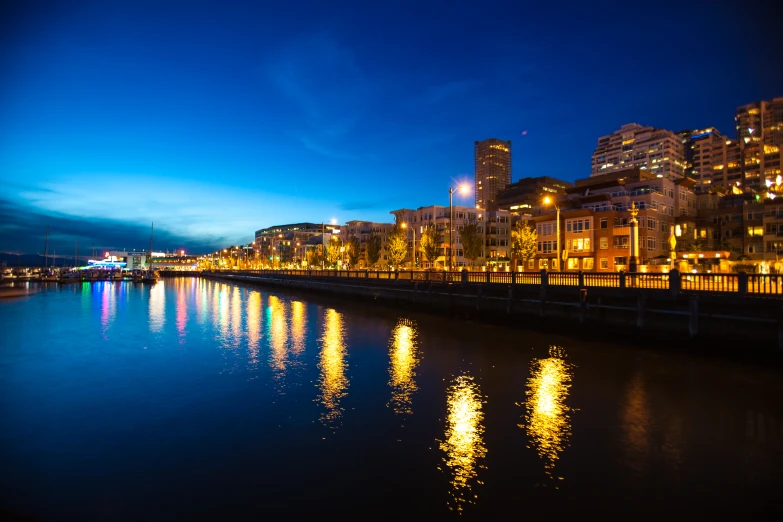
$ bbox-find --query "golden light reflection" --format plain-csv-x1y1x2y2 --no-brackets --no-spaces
246,292,262,371
290,301,306,356
148,281,165,333
230,286,242,339
520,345,573,480
621,373,651,475
439,374,486,513
217,284,229,342
387,318,420,415
317,308,348,427
267,295,289,378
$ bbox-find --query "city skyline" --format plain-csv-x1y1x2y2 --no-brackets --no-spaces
1,1,781,255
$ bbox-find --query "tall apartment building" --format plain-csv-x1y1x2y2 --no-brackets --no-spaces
591,123,686,179
474,139,511,210
680,127,726,193
735,98,783,146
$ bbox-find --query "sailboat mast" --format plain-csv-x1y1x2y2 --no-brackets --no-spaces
44,225,49,269
75,240,78,268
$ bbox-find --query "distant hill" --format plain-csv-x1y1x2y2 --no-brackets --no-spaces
0,253,86,268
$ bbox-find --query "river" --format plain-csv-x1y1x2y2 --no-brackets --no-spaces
1,278,781,520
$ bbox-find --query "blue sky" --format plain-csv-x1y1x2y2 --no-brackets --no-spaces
1,0,780,256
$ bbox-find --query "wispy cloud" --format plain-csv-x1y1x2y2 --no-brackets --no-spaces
268,32,371,160
420,79,483,105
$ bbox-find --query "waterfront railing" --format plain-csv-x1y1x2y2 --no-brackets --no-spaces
198,269,783,298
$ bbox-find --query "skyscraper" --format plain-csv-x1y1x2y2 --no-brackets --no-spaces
474,139,511,209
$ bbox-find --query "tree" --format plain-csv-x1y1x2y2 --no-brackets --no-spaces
510,221,538,271
387,225,408,269
366,233,382,267
347,236,361,268
326,236,341,268
420,223,443,268
459,221,483,268
306,245,323,268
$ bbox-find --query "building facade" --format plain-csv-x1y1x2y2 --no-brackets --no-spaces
591,123,686,179
474,138,512,210
493,176,572,214
391,205,511,269
735,98,783,147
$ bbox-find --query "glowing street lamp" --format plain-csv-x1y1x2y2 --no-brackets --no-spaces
449,184,470,271
543,196,561,271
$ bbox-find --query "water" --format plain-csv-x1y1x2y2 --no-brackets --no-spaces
1,278,781,520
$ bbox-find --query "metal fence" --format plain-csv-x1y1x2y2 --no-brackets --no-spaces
233,269,783,298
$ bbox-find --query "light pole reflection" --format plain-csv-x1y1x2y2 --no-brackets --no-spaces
387,318,420,415
317,308,348,427
267,295,289,385
439,374,486,513
519,345,574,480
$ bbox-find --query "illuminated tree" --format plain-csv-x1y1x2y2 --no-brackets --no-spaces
326,236,341,267
387,225,408,269
510,221,538,271
306,245,323,268
420,223,443,268
460,221,483,268
347,236,361,268
366,233,382,267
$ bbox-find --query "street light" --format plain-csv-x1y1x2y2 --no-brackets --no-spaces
401,222,416,268
543,196,561,271
449,184,470,271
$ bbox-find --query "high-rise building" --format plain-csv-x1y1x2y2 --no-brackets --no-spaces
735,98,783,146
474,139,511,210
591,123,686,179
680,127,726,193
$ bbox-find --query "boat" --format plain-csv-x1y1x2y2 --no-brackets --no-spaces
140,268,160,283
58,270,82,284
40,269,59,282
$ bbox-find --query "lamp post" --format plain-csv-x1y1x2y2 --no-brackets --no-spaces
543,197,560,271
478,211,486,268
448,185,469,271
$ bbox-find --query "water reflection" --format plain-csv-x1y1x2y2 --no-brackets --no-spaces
267,295,289,386
387,318,420,415
317,308,348,427
439,374,486,513
246,292,262,372
231,287,242,339
176,285,188,343
100,283,117,339
520,345,573,480
290,301,306,356
148,282,166,333
621,373,651,475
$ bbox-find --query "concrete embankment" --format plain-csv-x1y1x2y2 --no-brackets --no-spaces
202,271,783,359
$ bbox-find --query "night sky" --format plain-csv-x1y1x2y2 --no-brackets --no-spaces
1,0,781,256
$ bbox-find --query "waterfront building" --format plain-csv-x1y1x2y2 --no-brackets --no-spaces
254,222,337,267
528,168,695,271
475,139,512,210
591,123,687,179
341,220,394,269
735,98,783,146
493,176,572,214
391,205,511,269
